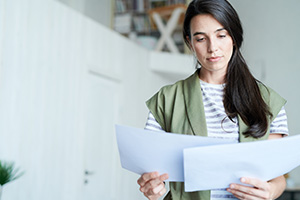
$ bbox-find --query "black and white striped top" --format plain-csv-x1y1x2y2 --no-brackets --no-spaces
145,79,289,199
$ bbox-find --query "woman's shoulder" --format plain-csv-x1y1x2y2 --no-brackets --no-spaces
145,76,192,131
257,82,284,100
147,80,185,108
257,82,286,116
156,71,199,96
159,79,184,94
146,73,196,107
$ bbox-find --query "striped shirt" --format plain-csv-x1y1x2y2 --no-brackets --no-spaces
145,79,289,199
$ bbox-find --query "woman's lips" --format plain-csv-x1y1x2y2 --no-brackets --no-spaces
207,56,222,62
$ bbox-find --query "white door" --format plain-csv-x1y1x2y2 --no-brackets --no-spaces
81,72,120,200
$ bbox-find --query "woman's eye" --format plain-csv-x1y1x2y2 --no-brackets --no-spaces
218,35,226,38
196,38,205,42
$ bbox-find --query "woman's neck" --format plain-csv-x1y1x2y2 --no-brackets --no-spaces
198,68,226,84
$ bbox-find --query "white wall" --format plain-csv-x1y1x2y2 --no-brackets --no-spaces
0,0,193,199
1,0,300,199
57,0,113,27
229,0,300,185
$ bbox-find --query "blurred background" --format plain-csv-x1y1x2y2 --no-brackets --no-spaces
0,0,299,199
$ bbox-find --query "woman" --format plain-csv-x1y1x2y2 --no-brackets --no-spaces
138,0,288,199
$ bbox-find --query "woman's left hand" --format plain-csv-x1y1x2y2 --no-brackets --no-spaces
227,177,275,200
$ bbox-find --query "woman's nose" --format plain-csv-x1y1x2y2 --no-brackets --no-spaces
208,39,218,53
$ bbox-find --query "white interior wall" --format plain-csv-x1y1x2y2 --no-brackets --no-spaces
0,1,86,199
57,0,113,27
0,0,193,199
1,0,300,199
229,0,300,185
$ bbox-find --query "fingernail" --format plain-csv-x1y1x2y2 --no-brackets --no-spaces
241,178,246,183
230,185,235,189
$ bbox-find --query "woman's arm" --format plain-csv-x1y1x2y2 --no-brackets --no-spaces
227,134,286,199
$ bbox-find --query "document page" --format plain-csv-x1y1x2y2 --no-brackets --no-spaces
116,125,300,192
116,124,235,181
184,135,300,191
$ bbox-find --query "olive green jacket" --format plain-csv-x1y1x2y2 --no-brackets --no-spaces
146,70,286,200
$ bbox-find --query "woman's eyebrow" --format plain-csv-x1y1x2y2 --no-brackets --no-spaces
216,28,226,32
192,28,226,36
193,32,205,36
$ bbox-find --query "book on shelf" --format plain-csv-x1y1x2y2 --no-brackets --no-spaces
115,0,126,12
114,13,132,34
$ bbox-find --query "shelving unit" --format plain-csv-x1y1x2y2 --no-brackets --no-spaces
114,0,187,53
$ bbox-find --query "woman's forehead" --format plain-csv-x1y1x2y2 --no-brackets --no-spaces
190,14,224,33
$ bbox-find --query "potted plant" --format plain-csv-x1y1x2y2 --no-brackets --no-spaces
0,161,24,200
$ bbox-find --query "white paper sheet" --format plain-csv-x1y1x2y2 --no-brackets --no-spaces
183,134,300,192
115,125,235,181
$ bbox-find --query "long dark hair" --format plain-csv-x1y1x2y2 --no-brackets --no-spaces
183,0,272,138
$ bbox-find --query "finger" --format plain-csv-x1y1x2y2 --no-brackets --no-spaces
158,186,167,196
158,173,169,182
228,187,263,200
145,182,165,196
142,177,164,193
137,172,159,187
241,177,269,190
137,172,168,187
146,185,167,200
141,173,168,193
228,183,270,199
227,188,260,200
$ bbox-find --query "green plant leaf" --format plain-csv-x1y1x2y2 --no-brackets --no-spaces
0,160,24,186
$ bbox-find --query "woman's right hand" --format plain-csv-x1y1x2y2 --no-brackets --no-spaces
137,172,169,200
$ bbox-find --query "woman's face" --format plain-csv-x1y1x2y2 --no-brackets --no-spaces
189,14,234,75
